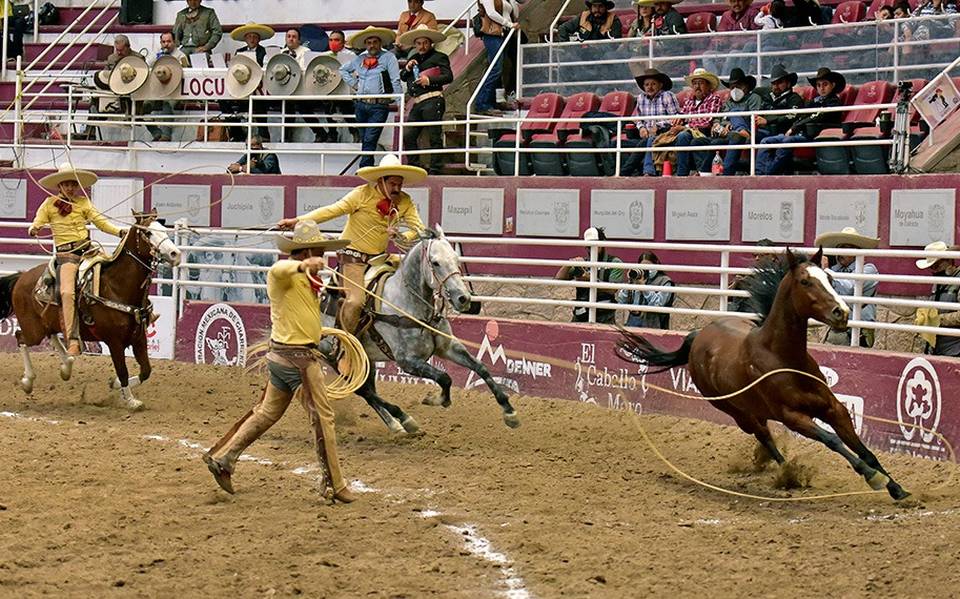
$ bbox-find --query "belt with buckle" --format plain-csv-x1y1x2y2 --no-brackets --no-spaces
359,98,392,105
412,90,443,104
337,248,372,264
56,239,90,253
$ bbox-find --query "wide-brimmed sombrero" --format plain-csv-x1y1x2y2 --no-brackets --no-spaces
723,67,757,92
768,64,798,87
145,54,184,98
94,69,112,91
276,220,351,253
38,163,98,191
916,240,959,269
230,22,275,42
264,52,302,95
814,227,880,249
684,67,719,91
348,26,396,51
109,54,150,95
630,65,673,91
397,24,447,47
226,53,263,98
301,53,343,96
357,154,427,185
807,67,846,95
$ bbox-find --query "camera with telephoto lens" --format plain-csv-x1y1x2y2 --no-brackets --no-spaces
897,80,913,101
628,268,643,280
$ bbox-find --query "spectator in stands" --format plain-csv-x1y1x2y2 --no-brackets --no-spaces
341,27,402,168
616,252,674,329
281,28,327,143
322,30,359,143
144,32,189,142
914,0,957,15
628,0,656,37
232,22,273,66
106,34,133,70
755,64,803,139
814,227,880,347
555,227,624,324
720,0,760,31
399,25,453,174
728,238,775,312
756,66,844,175
556,0,623,42
173,0,222,56
875,4,894,19
221,23,274,141
692,67,763,175
914,241,960,356
621,67,679,176
755,1,787,28
396,0,439,55
474,0,520,116
227,136,281,174
652,0,686,35
665,68,724,176
4,0,26,59
782,0,829,27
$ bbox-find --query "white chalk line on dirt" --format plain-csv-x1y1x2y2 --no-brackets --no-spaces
3,410,531,598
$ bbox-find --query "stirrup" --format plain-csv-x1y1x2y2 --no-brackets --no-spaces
66,339,82,357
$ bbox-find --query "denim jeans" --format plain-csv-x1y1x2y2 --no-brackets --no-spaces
475,35,505,111
355,101,390,168
674,130,696,176
757,133,808,175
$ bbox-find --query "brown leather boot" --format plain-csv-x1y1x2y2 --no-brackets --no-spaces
202,453,235,494
66,339,82,356
331,486,357,503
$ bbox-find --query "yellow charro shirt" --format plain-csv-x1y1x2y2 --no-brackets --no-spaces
302,183,425,256
268,259,323,345
31,194,122,245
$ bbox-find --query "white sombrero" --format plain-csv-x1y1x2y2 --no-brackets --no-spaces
684,67,720,91
109,54,150,95
357,154,427,185
226,53,263,98
145,54,184,98
276,219,351,253
348,26,396,51
264,52,302,95
38,163,98,191
916,240,958,269
301,53,343,96
230,22,275,42
814,227,880,249
397,24,447,48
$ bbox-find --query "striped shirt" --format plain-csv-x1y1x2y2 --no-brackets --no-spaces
679,92,724,131
636,90,680,131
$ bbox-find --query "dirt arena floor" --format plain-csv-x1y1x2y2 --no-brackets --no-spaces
2,353,960,598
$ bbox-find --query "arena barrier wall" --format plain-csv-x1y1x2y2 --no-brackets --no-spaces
174,300,957,461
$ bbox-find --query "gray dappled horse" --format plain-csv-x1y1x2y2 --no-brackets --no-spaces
320,228,519,433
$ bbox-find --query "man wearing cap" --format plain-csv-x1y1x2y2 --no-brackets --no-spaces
399,25,453,174
396,0,439,54
555,227,624,324
27,164,124,357
227,135,281,174
341,27,403,168
755,64,803,140
652,0,686,36
915,241,960,357
663,68,723,176
172,0,222,56
203,222,357,503
276,154,426,370
143,32,189,143
815,227,880,347
691,67,763,175
757,66,844,175
556,0,623,42
621,66,679,176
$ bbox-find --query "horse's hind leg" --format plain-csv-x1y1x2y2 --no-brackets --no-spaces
49,335,75,381
105,341,142,412
17,342,36,394
355,366,417,434
438,340,519,429
712,399,784,465
397,355,454,409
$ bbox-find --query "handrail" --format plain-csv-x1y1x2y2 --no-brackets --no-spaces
465,25,516,171
548,0,573,45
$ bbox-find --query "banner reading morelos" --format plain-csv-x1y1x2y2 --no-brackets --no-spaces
174,302,957,461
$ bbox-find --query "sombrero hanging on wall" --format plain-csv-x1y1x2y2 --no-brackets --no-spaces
109,54,150,95
301,53,343,96
226,53,263,98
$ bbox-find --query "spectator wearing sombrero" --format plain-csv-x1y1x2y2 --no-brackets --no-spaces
172,0,222,56
665,67,722,176
814,227,880,347
396,0,439,52
757,66,844,175
914,240,960,356
218,23,275,142
755,64,803,139
621,66,679,176
627,0,656,37
690,67,763,175
652,0,686,36
232,22,274,66
340,27,403,167
399,25,453,174
556,0,623,42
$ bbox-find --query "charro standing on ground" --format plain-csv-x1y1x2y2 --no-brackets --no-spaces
277,154,427,371
28,163,124,357
203,222,356,502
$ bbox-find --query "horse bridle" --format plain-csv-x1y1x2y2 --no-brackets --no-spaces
400,238,464,323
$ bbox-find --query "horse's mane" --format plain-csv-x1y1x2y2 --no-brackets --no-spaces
740,252,812,325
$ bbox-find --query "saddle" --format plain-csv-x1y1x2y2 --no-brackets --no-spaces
34,249,112,307
322,254,399,325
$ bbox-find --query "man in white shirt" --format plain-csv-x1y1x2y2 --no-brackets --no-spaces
144,31,188,142
474,0,520,115
283,28,326,142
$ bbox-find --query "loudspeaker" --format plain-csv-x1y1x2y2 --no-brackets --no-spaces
119,0,153,25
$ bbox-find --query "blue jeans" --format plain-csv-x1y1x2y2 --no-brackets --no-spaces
757,133,808,175
475,35,505,111
355,101,390,168
674,130,696,176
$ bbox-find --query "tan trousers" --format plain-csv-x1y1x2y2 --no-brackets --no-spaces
208,361,346,494
57,255,80,342
337,260,367,335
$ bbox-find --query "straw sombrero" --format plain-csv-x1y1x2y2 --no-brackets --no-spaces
230,22,275,42
94,69,112,91
301,53,343,96
916,240,958,269
357,154,427,185
109,55,150,95
264,52,302,95
348,26,396,51
226,53,263,98
38,163,98,191
814,227,880,249
276,220,351,253
397,24,446,48
684,67,720,91
145,54,184,98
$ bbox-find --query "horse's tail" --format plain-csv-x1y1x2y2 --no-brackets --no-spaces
0,273,21,319
617,327,698,374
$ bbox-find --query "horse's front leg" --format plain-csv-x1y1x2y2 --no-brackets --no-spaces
49,334,75,381
355,365,419,434
105,339,143,412
110,330,150,391
395,352,453,409
16,333,36,394
437,338,519,429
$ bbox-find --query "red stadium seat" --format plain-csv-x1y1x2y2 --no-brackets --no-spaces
864,0,887,19
553,92,602,140
675,88,693,106
849,78,928,173
832,0,867,23
838,84,859,106
599,90,637,117
686,12,716,33
816,81,895,173
715,88,731,105
493,93,565,176
529,92,601,176
563,91,635,177
795,85,817,103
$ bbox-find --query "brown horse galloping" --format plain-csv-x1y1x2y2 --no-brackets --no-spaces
0,210,181,410
618,248,909,500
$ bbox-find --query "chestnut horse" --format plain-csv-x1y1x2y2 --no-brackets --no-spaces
618,249,909,500
0,210,181,410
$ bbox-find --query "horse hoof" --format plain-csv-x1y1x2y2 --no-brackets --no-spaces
59,359,74,381
400,415,421,434
20,378,34,394
385,416,404,434
421,394,446,407
108,378,120,391
503,411,521,429
866,471,890,491
888,482,911,501
125,398,144,412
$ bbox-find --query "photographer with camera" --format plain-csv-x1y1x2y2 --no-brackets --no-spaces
556,227,624,324
616,251,674,329
227,135,281,174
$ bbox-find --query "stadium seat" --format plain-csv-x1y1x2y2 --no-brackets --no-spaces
832,1,867,23
493,93,564,176
599,90,637,117
815,81,895,174
795,85,817,103
838,84,859,106
675,87,693,106
686,12,716,34
529,92,600,176
849,79,928,174
562,92,635,177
